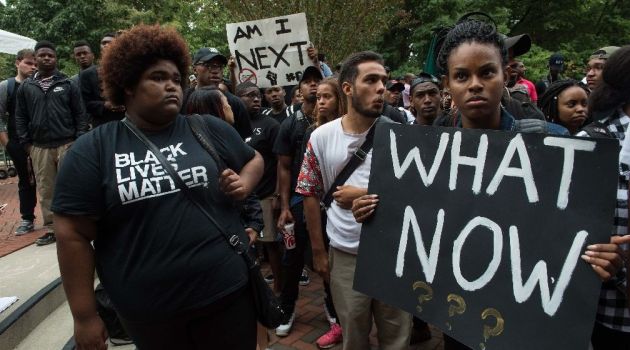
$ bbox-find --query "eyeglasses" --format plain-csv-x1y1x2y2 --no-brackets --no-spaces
202,62,224,70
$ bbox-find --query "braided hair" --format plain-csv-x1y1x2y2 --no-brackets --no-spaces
538,79,588,122
436,16,507,74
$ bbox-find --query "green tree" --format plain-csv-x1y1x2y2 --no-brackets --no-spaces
376,0,630,80
223,0,401,66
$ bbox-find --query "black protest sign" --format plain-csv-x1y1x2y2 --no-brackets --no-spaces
226,13,312,88
354,124,619,350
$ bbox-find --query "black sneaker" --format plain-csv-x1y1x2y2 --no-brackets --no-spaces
15,219,35,236
264,273,274,284
35,232,56,246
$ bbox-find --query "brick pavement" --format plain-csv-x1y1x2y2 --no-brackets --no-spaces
260,263,445,350
0,181,45,257
0,179,445,349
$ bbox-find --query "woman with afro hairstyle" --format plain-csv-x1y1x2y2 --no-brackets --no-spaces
538,79,589,135
52,24,263,350
580,45,630,350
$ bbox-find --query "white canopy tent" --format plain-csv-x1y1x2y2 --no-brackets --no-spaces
0,29,36,54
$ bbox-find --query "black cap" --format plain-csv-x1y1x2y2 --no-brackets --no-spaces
549,53,564,68
386,80,405,92
410,72,440,92
504,34,531,58
299,66,323,84
193,47,227,66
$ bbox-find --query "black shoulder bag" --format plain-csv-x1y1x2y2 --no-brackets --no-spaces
122,116,284,329
321,119,378,208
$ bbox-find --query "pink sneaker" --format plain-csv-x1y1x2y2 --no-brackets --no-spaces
316,323,343,349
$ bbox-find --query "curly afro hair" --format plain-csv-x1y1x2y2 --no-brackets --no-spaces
436,19,507,74
99,24,190,106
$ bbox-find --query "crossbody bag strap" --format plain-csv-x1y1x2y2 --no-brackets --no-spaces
321,118,379,208
121,117,248,257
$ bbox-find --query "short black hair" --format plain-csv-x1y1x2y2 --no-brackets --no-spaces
16,49,34,61
235,81,259,96
437,19,507,73
339,51,384,85
73,40,91,50
34,40,56,52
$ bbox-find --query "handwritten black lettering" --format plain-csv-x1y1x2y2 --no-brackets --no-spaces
255,47,270,70
235,49,258,70
275,18,291,34
290,41,308,65
269,44,290,68
233,24,263,44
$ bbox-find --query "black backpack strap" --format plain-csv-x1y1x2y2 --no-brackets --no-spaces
580,121,614,138
122,117,249,259
321,118,379,208
7,78,15,98
185,114,227,173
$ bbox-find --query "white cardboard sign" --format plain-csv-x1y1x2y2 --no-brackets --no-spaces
226,13,313,88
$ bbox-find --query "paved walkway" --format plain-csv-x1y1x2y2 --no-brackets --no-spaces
0,181,45,257
0,180,445,349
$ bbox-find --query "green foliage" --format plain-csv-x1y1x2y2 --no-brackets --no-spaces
0,0,627,84
223,0,401,67
375,0,630,79
0,0,233,77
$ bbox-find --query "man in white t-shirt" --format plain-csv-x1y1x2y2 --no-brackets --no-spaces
296,51,411,350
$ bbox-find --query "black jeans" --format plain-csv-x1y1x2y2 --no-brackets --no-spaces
591,321,630,350
279,201,308,315
120,287,257,350
5,140,36,221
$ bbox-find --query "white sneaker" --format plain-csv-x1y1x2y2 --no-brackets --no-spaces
275,312,295,337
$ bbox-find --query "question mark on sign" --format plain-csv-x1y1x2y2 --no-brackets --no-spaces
445,293,466,330
478,308,504,350
412,281,433,313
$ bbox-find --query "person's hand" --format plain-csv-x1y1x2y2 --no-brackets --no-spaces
74,315,108,350
228,56,237,71
582,235,628,281
351,194,379,223
219,169,248,201
245,228,257,246
332,185,366,210
313,249,330,283
307,46,319,65
276,208,294,231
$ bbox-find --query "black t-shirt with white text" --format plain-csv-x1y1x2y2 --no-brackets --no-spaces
51,115,255,321
246,113,279,198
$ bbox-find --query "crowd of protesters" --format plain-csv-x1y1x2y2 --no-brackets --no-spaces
0,13,629,350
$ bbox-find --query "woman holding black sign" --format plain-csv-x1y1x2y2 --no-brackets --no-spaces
52,25,263,350
584,45,630,349
352,17,628,350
